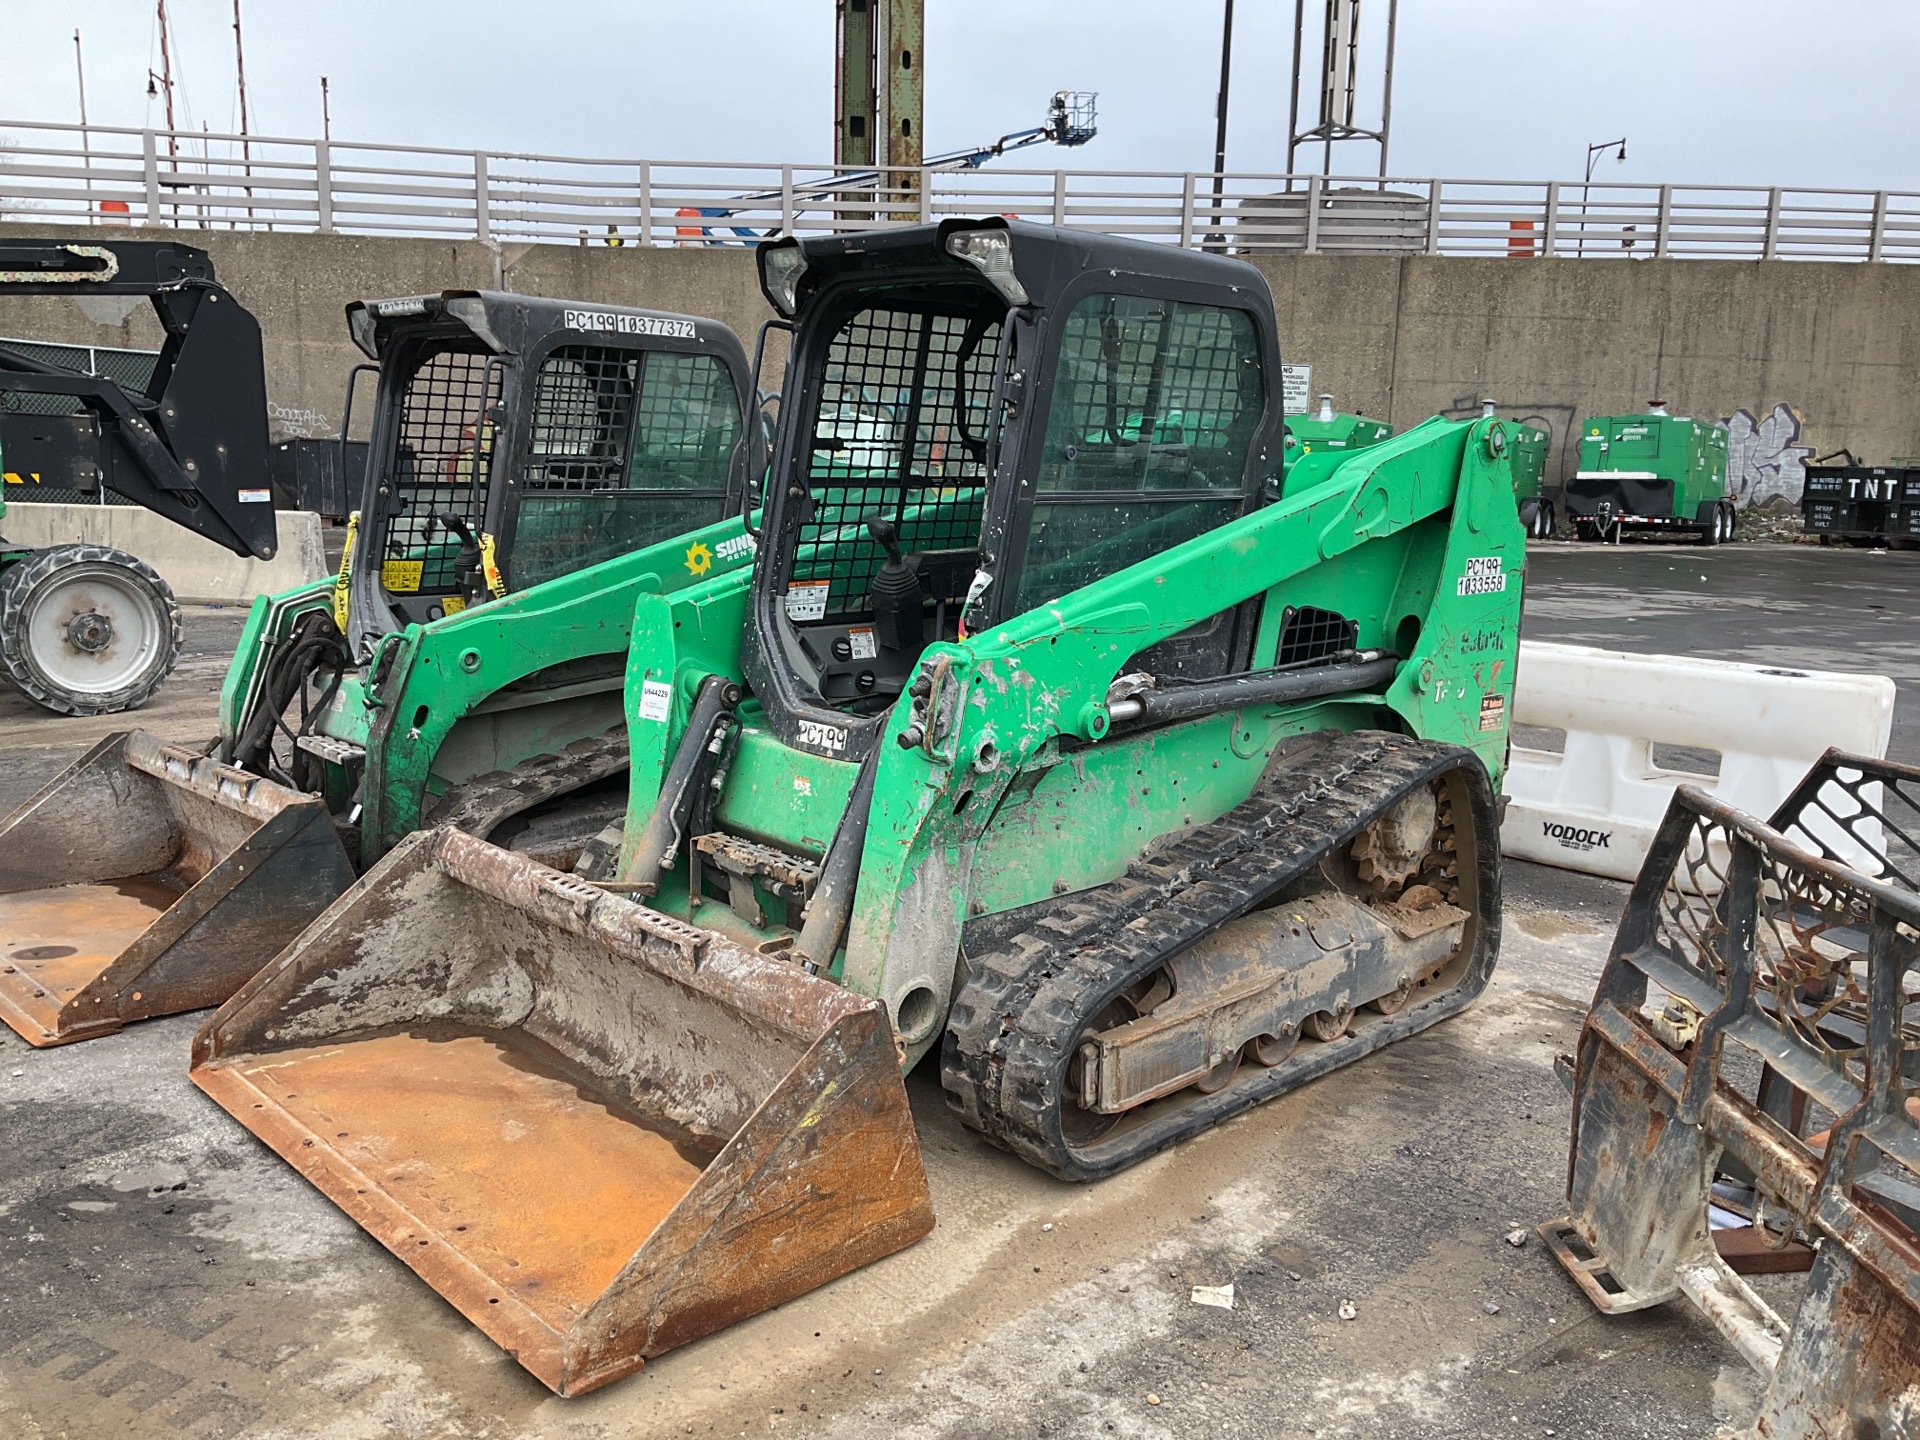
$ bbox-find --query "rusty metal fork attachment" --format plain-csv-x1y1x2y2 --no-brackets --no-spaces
1542,747,1920,1439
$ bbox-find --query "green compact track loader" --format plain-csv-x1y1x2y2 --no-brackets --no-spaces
192,220,1527,1395
0,289,756,1046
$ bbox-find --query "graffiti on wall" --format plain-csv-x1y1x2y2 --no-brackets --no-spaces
267,401,334,439
1721,403,1812,508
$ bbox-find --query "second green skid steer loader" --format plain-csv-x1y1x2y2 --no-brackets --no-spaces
0,289,759,1046
193,220,1527,1395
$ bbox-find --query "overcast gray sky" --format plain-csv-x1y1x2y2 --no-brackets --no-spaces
5,1,1918,190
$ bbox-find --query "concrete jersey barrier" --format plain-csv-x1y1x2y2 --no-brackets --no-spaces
0,501,327,603
1501,640,1897,882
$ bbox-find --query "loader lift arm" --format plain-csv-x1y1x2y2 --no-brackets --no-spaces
0,240,277,560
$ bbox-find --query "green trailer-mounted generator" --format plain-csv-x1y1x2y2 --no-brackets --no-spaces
0,287,758,1048
189,219,1527,1395
1284,393,1394,454
1566,403,1735,544
1290,397,1554,539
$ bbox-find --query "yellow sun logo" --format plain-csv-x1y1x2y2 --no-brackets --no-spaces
684,541,713,576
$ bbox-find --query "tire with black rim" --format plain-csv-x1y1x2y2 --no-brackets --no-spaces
0,544,182,715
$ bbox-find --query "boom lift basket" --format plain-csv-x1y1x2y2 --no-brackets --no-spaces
1542,749,1920,1438
190,827,934,1397
0,730,354,1046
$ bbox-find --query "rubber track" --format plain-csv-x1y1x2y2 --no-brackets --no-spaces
940,729,1501,1182
0,544,182,716
424,729,631,842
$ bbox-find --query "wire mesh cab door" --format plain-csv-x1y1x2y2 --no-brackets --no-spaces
978,278,1273,681
346,310,751,660
499,339,747,594
740,227,1289,764
742,275,1008,759
348,326,506,655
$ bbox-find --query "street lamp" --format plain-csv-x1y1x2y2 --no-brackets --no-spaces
1577,138,1626,258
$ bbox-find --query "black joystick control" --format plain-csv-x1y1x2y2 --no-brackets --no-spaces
865,515,923,653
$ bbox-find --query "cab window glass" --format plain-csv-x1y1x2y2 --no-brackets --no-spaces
1014,294,1262,614
513,348,740,589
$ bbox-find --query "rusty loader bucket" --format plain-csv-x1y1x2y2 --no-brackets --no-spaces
0,730,355,1047
1541,749,1920,1439
189,827,935,1397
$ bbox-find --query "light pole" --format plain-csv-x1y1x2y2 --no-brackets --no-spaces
1208,0,1235,252
73,30,91,213
1577,137,1625,258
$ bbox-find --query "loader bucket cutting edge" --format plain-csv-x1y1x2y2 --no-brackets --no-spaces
0,730,355,1047
189,827,934,1397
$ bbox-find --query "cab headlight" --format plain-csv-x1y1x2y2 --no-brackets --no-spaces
946,229,1030,306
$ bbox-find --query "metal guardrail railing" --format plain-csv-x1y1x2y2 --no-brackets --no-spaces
3,119,1918,262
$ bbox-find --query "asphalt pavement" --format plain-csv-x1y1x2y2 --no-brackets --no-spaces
0,538,1913,1440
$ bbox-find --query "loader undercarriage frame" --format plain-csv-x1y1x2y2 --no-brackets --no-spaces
942,729,1499,1180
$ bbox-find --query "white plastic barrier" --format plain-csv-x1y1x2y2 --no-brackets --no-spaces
1501,641,1898,882
0,502,326,603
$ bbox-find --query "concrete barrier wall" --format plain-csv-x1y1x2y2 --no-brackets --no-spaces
0,502,328,603
6,220,1920,507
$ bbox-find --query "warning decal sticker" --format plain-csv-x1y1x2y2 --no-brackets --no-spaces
785,580,830,622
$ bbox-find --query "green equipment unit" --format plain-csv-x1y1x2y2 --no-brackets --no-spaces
1504,416,1553,538
191,219,1526,1395
1280,393,1394,496
0,289,755,1047
1566,403,1735,544
1285,392,1393,453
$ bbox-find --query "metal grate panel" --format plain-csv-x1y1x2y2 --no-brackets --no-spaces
524,345,637,493
1276,605,1358,666
510,348,740,591
793,303,1001,620
0,338,160,504
385,346,499,591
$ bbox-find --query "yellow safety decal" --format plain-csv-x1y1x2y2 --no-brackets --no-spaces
479,533,506,599
684,540,713,576
441,595,467,615
382,559,424,593
3,471,42,485
333,511,360,632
